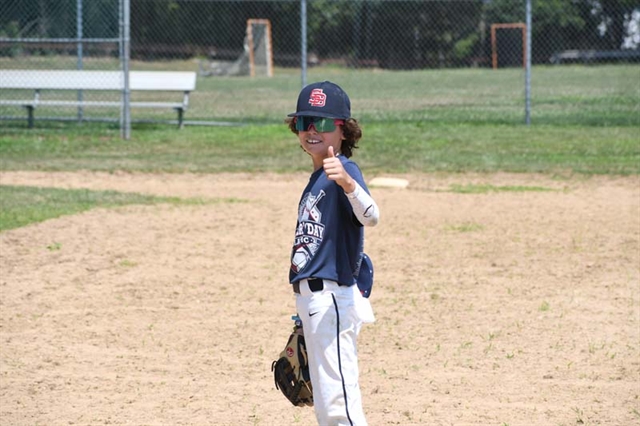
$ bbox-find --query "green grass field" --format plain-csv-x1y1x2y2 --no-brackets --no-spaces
1,64,638,231
1,63,638,125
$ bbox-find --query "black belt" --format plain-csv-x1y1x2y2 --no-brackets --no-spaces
292,278,324,294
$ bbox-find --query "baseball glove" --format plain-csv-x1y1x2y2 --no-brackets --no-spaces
271,322,313,407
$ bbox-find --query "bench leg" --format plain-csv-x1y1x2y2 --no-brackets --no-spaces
177,108,184,129
26,106,34,129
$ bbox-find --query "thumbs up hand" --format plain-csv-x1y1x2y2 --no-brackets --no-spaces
323,145,356,193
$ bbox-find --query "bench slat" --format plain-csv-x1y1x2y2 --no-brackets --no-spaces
131,72,196,91
0,100,184,107
0,70,196,91
34,100,185,108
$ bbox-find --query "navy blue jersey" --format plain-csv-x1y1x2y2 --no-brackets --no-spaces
290,156,370,287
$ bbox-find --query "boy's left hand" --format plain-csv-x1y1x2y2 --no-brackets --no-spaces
323,146,356,193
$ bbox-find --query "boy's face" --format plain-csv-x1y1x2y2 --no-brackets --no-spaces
297,120,345,161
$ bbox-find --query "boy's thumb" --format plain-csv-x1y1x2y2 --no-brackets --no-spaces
327,146,335,157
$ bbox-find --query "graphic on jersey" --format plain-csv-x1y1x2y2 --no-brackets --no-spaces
291,191,326,273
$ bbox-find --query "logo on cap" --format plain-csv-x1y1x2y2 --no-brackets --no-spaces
308,89,326,107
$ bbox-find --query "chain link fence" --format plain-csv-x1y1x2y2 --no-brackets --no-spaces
1,0,639,129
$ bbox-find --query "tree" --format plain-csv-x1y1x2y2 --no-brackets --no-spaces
486,0,639,64
592,0,639,49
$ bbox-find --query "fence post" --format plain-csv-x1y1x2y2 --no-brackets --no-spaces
300,0,307,88
121,0,131,139
525,0,532,125
76,0,83,123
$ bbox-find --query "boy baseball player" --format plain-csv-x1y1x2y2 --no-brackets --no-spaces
286,81,379,425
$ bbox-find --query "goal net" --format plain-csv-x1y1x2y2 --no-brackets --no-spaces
247,19,273,77
490,23,526,69
199,19,273,77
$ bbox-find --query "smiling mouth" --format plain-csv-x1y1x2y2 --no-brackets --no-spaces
306,138,323,145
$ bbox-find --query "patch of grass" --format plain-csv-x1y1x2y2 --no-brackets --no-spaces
46,241,62,251
573,406,586,424
0,185,241,232
449,183,554,194
460,341,473,349
1,121,637,175
362,123,640,175
445,222,484,232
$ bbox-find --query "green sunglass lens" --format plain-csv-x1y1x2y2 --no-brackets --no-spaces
296,117,335,132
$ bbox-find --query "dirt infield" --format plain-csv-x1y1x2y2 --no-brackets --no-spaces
1,171,638,426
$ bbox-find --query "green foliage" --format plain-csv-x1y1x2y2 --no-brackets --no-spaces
308,0,356,57
0,21,21,57
487,0,638,57
2,0,637,67
453,33,479,60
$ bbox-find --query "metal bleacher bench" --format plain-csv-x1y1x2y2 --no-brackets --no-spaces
0,70,197,129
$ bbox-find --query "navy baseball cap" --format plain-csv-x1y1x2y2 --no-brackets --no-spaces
288,81,351,119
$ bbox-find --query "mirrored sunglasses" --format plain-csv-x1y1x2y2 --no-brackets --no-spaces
295,116,345,132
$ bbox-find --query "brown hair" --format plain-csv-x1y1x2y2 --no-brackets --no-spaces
286,117,362,158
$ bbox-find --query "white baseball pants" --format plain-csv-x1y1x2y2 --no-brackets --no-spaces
295,279,371,426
